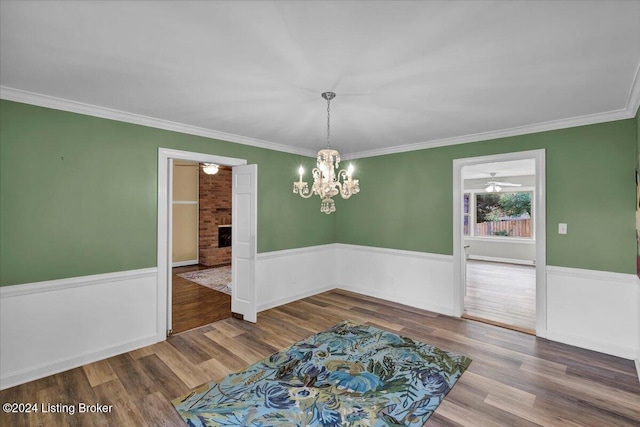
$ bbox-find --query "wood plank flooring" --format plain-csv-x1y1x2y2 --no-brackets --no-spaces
464,260,536,333
172,265,231,334
1,289,639,426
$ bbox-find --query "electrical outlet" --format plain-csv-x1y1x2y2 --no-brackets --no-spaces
558,223,567,234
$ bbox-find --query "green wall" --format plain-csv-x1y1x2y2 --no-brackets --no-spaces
336,119,637,274
0,100,334,286
637,108,640,174
1,99,636,285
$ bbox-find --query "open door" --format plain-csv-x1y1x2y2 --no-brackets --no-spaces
232,164,257,322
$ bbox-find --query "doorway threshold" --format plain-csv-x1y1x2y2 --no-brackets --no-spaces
462,313,535,336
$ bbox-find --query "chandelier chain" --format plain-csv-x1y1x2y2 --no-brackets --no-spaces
326,96,331,148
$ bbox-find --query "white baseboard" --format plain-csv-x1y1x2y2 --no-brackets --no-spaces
0,268,159,390
172,260,198,267
546,330,637,360
340,283,454,316
467,255,535,266
256,244,338,312
546,266,639,361
335,244,455,316
258,285,336,312
0,334,159,391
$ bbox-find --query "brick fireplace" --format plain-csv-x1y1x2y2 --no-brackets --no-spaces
199,166,232,266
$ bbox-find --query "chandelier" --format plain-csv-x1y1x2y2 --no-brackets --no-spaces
293,92,360,214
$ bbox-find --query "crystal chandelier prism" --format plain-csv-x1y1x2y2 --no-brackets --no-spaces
293,92,360,214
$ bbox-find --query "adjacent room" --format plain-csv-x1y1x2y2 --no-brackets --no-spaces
171,160,233,334
1,1,639,426
461,159,538,334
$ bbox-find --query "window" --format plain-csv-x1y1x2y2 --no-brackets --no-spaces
463,193,470,236
466,191,533,239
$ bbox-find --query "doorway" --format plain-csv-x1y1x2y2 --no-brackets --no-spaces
156,148,257,340
453,150,547,338
171,161,233,334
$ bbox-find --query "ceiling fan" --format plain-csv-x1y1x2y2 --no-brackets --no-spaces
202,163,219,175
485,173,521,192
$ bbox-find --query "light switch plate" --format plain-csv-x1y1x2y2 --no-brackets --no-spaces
558,223,567,234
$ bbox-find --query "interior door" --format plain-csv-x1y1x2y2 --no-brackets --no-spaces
232,164,257,322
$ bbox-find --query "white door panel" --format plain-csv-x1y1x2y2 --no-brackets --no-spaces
232,164,257,323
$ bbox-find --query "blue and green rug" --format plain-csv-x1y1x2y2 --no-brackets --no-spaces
172,320,471,426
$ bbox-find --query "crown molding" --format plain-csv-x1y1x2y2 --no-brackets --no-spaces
342,107,636,160
2,84,637,162
344,64,640,160
626,62,640,118
0,86,317,158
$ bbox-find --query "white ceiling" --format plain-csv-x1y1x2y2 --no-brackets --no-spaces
1,1,639,158
462,159,535,179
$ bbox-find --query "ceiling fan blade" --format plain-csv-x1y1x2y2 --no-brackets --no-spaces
492,182,522,187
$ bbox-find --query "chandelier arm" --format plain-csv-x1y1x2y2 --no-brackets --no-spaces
340,188,355,199
336,168,359,199
293,181,313,198
297,188,315,199
334,179,351,199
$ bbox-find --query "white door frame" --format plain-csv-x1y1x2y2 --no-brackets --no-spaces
157,148,247,338
452,149,547,338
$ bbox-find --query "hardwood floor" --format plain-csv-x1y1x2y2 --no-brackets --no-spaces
1,289,638,426
172,265,231,334
464,260,536,334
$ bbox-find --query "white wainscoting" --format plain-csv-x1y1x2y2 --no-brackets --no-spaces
464,237,536,264
0,268,160,390
256,244,337,312
2,247,638,389
335,244,640,369
546,266,639,360
335,244,455,316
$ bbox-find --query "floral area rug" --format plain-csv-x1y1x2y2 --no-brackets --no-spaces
177,266,231,296
172,320,471,426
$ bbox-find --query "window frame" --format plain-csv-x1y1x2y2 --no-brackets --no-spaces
463,187,536,241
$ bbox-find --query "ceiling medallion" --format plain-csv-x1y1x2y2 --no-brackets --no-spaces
293,92,360,214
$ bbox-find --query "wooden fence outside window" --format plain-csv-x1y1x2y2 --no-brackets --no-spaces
475,218,531,238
